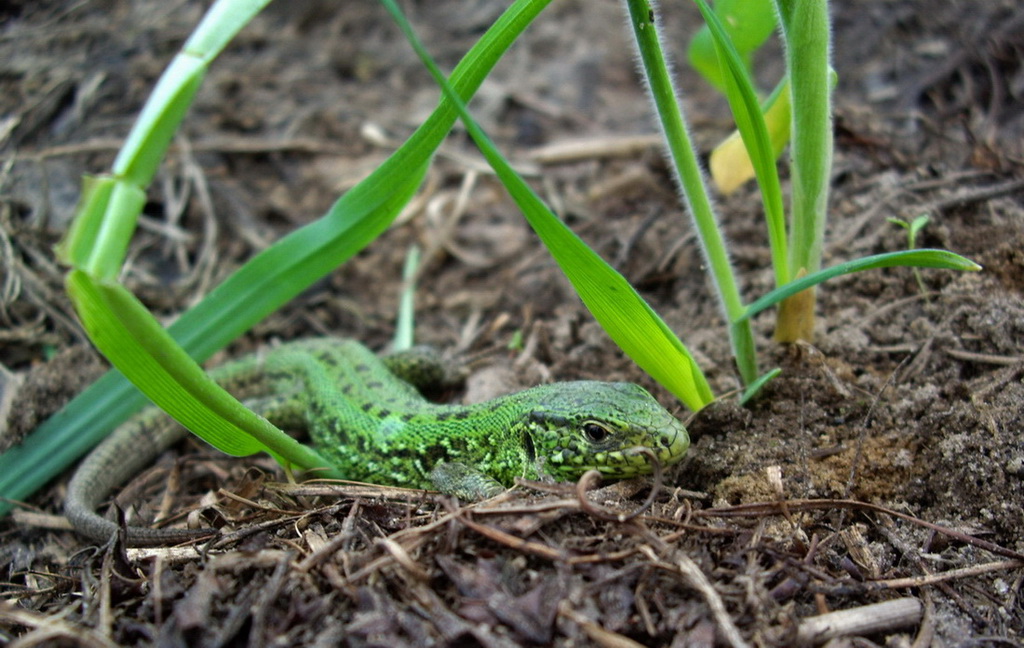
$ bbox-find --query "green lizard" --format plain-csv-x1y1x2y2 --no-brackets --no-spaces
65,338,689,546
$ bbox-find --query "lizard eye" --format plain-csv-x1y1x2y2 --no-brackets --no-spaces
582,422,611,443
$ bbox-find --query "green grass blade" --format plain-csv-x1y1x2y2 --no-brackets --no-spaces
0,0,553,517
393,244,421,352
57,0,271,281
710,69,836,198
113,55,207,188
738,249,982,322
773,0,833,278
66,271,334,471
627,0,740,317
115,0,270,187
625,0,758,386
771,0,833,342
740,367,781,405
55,175,147,280
383,0,714,410
694,0,788,286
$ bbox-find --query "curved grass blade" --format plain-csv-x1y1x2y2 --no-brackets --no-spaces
67,271,334,471
56,175,147,281
57,0,271,280
737,249,982,323
383,0,713,410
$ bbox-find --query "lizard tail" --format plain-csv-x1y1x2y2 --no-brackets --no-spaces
64,407,216,547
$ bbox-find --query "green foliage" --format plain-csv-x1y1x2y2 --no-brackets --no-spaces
693,0,788,286
774,0,834,284
66,270,331,470
647,0,977,355
709,77,791,195
738,249,980,322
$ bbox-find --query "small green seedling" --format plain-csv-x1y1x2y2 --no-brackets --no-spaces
888,214,933,295
889,214,931,250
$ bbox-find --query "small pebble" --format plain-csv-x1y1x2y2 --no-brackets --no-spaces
1004,456,1024,478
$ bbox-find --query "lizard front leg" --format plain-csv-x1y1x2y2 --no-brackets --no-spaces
429,461,505,500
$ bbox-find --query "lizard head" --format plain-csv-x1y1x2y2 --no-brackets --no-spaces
522,381,689,481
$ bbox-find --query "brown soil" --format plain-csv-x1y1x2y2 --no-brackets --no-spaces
2,1,1022,645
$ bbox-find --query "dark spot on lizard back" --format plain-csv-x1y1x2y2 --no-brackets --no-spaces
266,370,291,383
315,352,339,367
389,447,415,460
310,400,325,418
423,443,455,463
